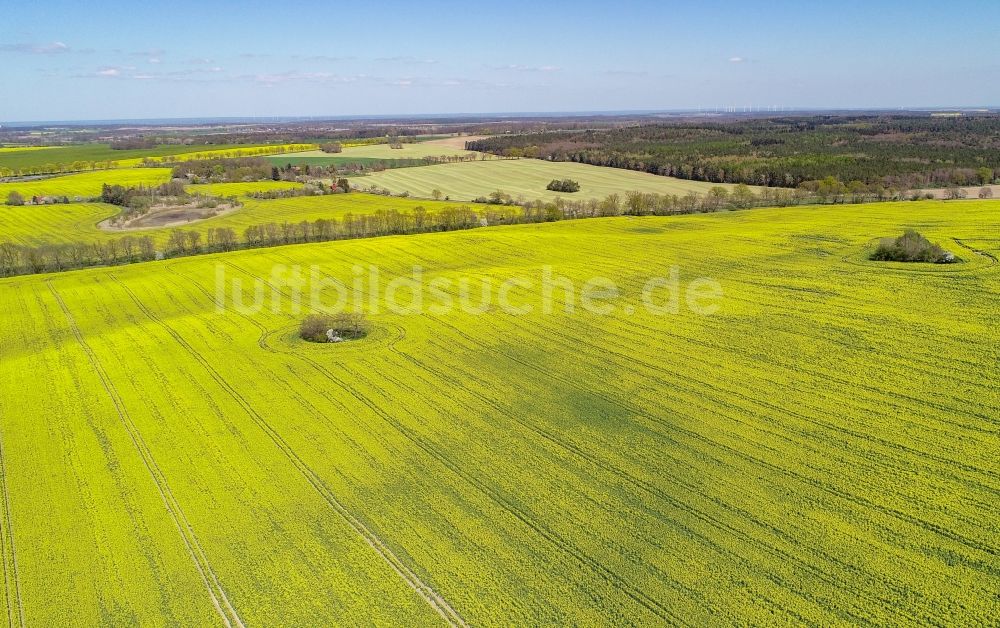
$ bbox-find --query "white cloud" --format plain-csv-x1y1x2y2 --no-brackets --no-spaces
605,69,649,77
294,54,356,62
87,65,226,81
729,56,745,63
0,41,71,54
375,56,437,64
491,64,561,73
247,71,361,85
130,48,165,64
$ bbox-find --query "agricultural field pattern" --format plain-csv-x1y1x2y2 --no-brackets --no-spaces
356,159,746,201
1,194,998,624
2,3,999,621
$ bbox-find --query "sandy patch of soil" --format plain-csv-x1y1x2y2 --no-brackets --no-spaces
99,203,239,231
919,184,1000,200
420,135,490,150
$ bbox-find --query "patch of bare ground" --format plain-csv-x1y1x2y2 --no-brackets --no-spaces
421,135,489,150
919,184,1000,200
99,203,239,231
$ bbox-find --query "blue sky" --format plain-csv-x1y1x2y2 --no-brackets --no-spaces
2,0,998,121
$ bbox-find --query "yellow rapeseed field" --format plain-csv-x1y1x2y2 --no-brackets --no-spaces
0,199,997,624
0,168,173,200
0,190,486,247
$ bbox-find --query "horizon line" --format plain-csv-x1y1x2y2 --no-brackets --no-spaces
3,105,998,127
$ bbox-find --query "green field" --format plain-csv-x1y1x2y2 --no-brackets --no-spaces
0,144,315,174
357,158,753,201
0,168,174,201
0,199,997,624
0,144,247,171
120,144,315,167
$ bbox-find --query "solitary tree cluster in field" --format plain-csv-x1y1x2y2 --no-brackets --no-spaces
944,186,969,200
870,230,953,263
300,312,370,343
546,179,581,193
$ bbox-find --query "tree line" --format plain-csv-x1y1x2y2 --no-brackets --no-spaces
248,179,351,199
466,115,1000,189
0,237,158,277
5,172,976,278
0,205,480,277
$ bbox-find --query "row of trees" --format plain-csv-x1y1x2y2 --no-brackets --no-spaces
0,236,157,277
0,161,124,178
470,176,989,208
138,144,313,168
109,138,158,150
0,203,482,277
293,152,489,178
2,174,990,277
248,179,352,199
171,157,273,183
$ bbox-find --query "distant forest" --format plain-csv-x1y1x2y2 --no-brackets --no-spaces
467,116,1000,189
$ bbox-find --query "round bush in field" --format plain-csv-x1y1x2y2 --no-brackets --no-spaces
870,229,955,263
546,179,580,193
299,312,370,343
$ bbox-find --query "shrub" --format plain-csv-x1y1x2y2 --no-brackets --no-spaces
299,312,370,343
546,179,581,193
944,186,968,200
6,191,24,206
870,229,952,263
